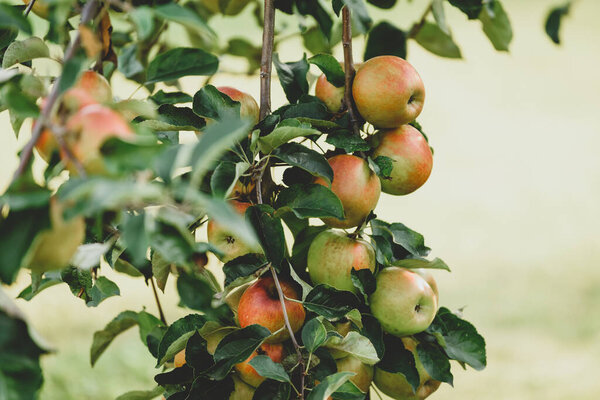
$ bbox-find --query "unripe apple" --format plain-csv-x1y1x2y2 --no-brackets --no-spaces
371,125,433,195
413,269,438,300
369,267,437,337
217,86,260,126
230,375,256,399
314,155,381,229
352,56,425,128
336,356,374,393
373,337,441,400
234,343,285,387
205,328,232,355
237,276,306,343
201,0,252,16
315,74,345,113
307,230,375,293
174,349,186,368
207,201,259,263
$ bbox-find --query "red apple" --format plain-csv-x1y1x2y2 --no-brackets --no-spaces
217,86,260,126
352,56,425,128
207,200,259,263
371,125,433,195
235,343,285,387
315,73,345,113
237,276,306,343
314,154,381,229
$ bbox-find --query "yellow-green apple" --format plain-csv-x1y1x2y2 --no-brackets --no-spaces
371,125,433,195
325,320,353,359
314,154,381,229
352,56,425,128
174,349,186,368
315,73,345,113
369,267,437,337
413,269,438,300
373,337,441,400
230,375,256,400
307,230,375,293
237,276,306,343
201,0,252,16
235,343,285,387
207,201,260,263
217,86,260,126
336,355,374,393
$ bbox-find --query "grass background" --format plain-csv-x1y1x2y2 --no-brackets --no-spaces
2,0,600,398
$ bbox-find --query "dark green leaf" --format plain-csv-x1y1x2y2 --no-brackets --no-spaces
307,371,355,400
304,285,361,320
417,341,453,385
308,54,344,87
297,0,333,39
146,47,218,84
156,314,207,366
61,266,93,303
154,3,215,39
87,277,120,307
272,142,333,182
331,380,365,399
115,386,165,400
350,269,376,300
360,314,384,359
302,318,328,354
366,0,397,10
121,212,150,267
368,156,393,179
101,137,167,175
392,257,450,271
253,380,292,400
150,90,193,106
275,184,344,219
545,2,571,45
273,53,309,104
378,335,420,392
223,253,268,287
210,161,250,198
334,0,372,33
249,355,291,382
479,0,513,51
326,131,370,153
364,21,406,61
0,4,32,34
118,44,145,79
192,84,242,121
246,205,286,266
448,0,483,19
415,22,462,59
258,125,321,153
290,225,328,281
91,311,140,366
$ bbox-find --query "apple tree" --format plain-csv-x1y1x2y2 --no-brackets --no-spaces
0,0,571,399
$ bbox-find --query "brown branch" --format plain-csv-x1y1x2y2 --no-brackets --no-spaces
24,0,37,16
259,0,276,120
11,0,102,184
408,3,433,38
342,6,361,140
150,277,167,325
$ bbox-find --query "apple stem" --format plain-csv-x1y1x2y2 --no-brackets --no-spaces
11,0,103,185
269,264,306,398
341,6,362,140
23,0,37,16
259,0,276,120
150,276,168,325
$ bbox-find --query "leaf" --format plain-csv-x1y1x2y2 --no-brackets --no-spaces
302,318,328,353
432,0,450,34
91,311,140,366
198,196,259,248
17,275,62,301
87,276,120,307
378,335,420,392
154,3,215,40
333,0,372,33
331,380,365,399
417,342,454,385
350,269,376,300
0,4,32,34
246,205,286,266
307,371,355,400
192,84,242,121
151,251,171,292
273,53,309,103
360,314,384,359
372,220,430,258
368,156,393,179
150,90,193,106
415,22,462,59
290,225,328,284
364,21,407,61
324,331,379,365
146,47,218,84
275,184,344,220
545,2,571,45
223,253,268,287
253,380,292,400
249,355,291,383
366,0,397,10
308,54,344,87
156,314,207,366
258,126,321,153
214,324,270,361
129,6,155,41
210,161,250,198
121,212,150,267
2,37,49,68
70,242,112,270
326,131,370,153
176,271,220,316
118,44,145,79
448,0,483,20
272,143,333,183
479,0,513,51
304,285,361,320
61,266,93,303
392,257,450,271
115,386,165,400
296,0,333,39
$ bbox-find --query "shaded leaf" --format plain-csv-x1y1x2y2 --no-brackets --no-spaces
146,47,218,84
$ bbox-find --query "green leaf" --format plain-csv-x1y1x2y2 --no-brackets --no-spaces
432,0,450,34
129,6,155,41
61,266,93,303
121,212,151,267
308,54,344,87
115,386,165,400
91,311,140,366
150,90,193,106
545,2,571,45
392,257,450,271
371,220,430,258
331,380,365,399
0,82,39,119
366,0,396,10
192,84,241,121
302,318,328,353
275,184,344,219
273,53,309,103
87,276,120,307
258,126,321,153
223,253,268,287
249,355,291,383
210,161,250,198
360,314,384,359
304,285,361,320
415,22,462,59
151,252,171,292
2,37,49,68
350,269,376,300
139,104,205,131
326,131,370,153
118,44,145,79
272,143,333,183
448,0,483,20
253,380,292,400
177,271,229,321
17,274,62,301
325,331,379,365
368,156,393,179
333,0,372,33
156,314,207,366
307,371,355,400
154,3,215,40
246,205,286,266
378,334,420,392
146,47,218,84
364,21,406,61
198,196,259,248
417,342,454,385
0,4,32,34
479,1,513,51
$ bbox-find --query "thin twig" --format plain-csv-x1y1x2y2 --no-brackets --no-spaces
408,3,433,38
259,0,276,120
150,277,167,325
341,6,362,139
11,0,102,184
24,0,37,16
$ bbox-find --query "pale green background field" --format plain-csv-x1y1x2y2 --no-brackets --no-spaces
2,0,600,399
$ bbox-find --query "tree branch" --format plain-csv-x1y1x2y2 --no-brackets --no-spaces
150,277,167,325
259,0,276,120
24,0,37,17
342,6,362,139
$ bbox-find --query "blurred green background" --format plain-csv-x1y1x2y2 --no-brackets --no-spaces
2,0,600,399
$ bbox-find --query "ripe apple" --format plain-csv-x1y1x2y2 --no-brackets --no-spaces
352,56,425,128
237,276,306,343
369,267,437,337
314,154,381,229
207,201,260,263
315,73,345,113
371,125,433,195
235,343,285,387
336,356,374,393
307,230,375,293
217,86,260,126
373,337,441,400
201,0,252,16
230,375,255,400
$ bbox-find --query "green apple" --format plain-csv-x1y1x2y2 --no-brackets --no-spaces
230,375,256,400
207,201,258,263
225,282,252,323
369,267,437,337
307,230,375,293
336,356,374,393
373,338,441,399
413,269,438,300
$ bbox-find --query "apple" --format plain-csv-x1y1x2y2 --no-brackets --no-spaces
336,356,374,393
314,154,381,229
217,86,260,126
326,320,354,359
230,375,256,400
207,201,259,263
352,56,425,128
201,0,252,15
371,125,433,195
235,343,285,387
307,230,375,293
229,179,255,200
237,276,306,343
413,269,438,300
174,349,186,368
225,282,251,323
373,337,441,400
315,73,345,113
369,267,437,337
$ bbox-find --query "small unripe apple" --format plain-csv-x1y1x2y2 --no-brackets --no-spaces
336,356,374,393
314,154,381,229
237,276,306,343
373,337,441,400
369,267,437,337
353,56,425,128
235,343,285,387
371,125,433,195
230,375,256,400
307,230,375,293
217,86,260,126
207,201,259,263
315,74,345,113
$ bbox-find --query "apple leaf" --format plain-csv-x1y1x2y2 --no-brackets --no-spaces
432,0,450,34
17,273,62,301
350,269,377,301
2,37,49,69
211,325,271,379
176,271,231,321
306,371,355,400
324,331,380,365
273,53,309,104
150,90,193,106
91,311,146,366
378,335,420,392
448,0,483,20
192,84,242,121
183,331,215,372
272,143,334,183
154,364,194,385
257,125,321,153
326,130,371,153
545,2,571,45
415,22,462,59
360,314,384,359
223,253,268,288
479,0,513,51
129,6,155,42
304,285,362,320
253,380,292,400
275,184,344,220
0,5,32,34
87,276,120,307
392,257,451,272
364,21,407,61
368,156,393,179
153,3,215,40
156,314,208,367
210,160,250,199
308,54,344,87
115,386,165,400
246,205,287,267
417,342,454,385
371,220,431,259
249,355,291,383
302,318,328,353
121,212,151,268
290,225,328,281
331,380,365,399
146,47,218,84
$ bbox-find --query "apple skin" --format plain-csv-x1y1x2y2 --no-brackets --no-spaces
307,230,375,293
217,86,260,126
207,201,259,263
373,338,441,400
174,349,186,368
369,267,437,337
235,343,285,387
315,74,345,113
413,269,438,300
336,356,374,393
352,56,425,128
237,276,306,343
314,154,381,229
371,125,433,195
230,375,256,400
